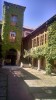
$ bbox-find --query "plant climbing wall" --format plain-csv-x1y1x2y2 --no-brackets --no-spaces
2,1,25,57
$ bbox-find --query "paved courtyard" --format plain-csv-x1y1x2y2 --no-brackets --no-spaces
0,67,56,100
0,69,8,100
22,68,56,100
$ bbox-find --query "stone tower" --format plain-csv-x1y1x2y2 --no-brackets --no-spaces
2,1,26,65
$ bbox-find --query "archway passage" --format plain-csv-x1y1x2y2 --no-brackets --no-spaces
5,49,17,66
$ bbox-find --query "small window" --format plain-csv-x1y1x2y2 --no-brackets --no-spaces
37,37,39,46
32,38,37,47
7,6,9,9
45,34,48,43
9,32,16,42
11,15,18,25
40,35,44,45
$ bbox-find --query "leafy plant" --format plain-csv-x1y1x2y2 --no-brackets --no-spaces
24,21,56,74
2,3,25,58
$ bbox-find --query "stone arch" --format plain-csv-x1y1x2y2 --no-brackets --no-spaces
5,48,17,65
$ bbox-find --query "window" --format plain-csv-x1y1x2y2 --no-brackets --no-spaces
45,34,48,43
40,36,42,45
7,6,9,9
32,38,37,47
40,35,44,45
37,37,39,46
11,15,18,25
9,32,16,42
41,35,44,45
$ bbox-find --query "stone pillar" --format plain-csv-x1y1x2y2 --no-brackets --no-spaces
16,50,20,66
31,58,34,68
37,58,41,71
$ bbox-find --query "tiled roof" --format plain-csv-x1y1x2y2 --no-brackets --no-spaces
24,14,56,39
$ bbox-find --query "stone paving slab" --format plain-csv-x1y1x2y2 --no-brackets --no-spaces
22,68,56,100
7,69,33,100
0,70,8,100
1,67,56,100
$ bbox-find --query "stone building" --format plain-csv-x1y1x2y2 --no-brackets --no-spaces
0,1,25,65
22,15,56,72
0,1,56,73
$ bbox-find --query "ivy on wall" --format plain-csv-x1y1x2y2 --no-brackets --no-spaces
24,21,56,74
47,21,56,60
2,3,24,57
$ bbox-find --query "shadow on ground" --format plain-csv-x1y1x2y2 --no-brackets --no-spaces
6,68,34,100
29,86,56,99
0,68,8,100
19,68,40,80
0,68,56,100
19,68,56,99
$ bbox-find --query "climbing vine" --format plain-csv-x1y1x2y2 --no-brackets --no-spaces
24,21,56,74
2,3,25,57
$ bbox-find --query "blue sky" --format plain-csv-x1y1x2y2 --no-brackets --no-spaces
0,0,56,28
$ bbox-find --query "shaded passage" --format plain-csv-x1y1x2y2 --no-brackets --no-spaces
7,69,34,100
19,68,40,80
30,87,56,99
0,69,8,100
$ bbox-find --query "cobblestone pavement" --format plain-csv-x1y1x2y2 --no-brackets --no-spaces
0,69,8,100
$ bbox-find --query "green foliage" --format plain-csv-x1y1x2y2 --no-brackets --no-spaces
45,62,52,74
24,46,47,59
48,21,56,46
45,21,56,74
45,21,56,60
2,3,24,57
24,21,56,73
23,49,30,58
30,46,46,58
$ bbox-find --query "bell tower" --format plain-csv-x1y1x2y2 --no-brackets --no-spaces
2,1,26,65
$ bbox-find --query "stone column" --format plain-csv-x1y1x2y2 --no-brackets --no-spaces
16,50,20,66
37,58,41,71
31,58,34,68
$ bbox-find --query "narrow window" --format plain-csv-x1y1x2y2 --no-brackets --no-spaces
11,15,18,25
45,34,48,43
9,32,16,42
33,38,37,47
37,37,39,46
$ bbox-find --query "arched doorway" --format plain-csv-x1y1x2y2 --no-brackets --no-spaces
5,49,17,65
